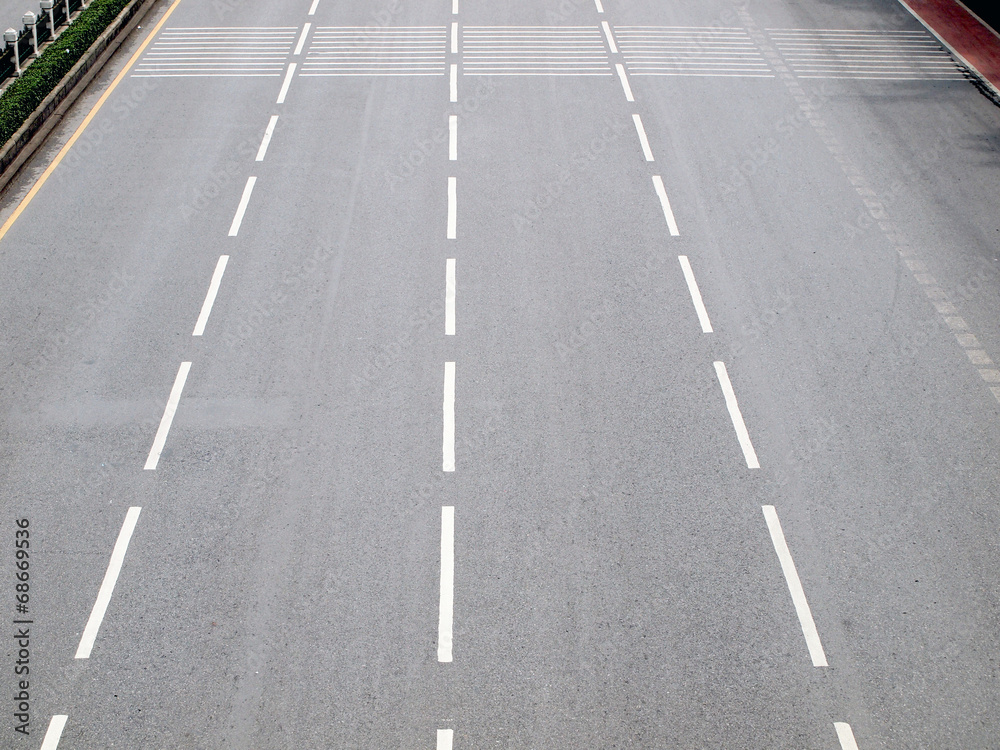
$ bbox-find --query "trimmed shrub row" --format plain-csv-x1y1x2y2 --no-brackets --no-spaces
0,0,131,147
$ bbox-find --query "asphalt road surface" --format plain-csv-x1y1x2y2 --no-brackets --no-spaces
1,0,1000,747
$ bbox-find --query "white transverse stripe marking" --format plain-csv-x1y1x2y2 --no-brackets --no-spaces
450,63,457,102
652,175,679,236
75,507,142,659
277,62,296,103
678,255,713,333
438,506,455,662
40,716,68,750
446,259,456,335
763,505,829,668
193,255,230,336
307,0,319,14
449,115,457,160
616,63,634,101
447,176,457,239
632,113,654,161
451,22,458,54
443,362,456,471
713,361,760,468
437,728,454,750
601,21,618,53
144,362,192,470
228,176,257,237
255,115,278,161
293,22,311,55
834,722,860,750
594,0,604,12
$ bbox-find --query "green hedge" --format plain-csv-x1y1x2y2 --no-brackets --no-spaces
0,0,131,146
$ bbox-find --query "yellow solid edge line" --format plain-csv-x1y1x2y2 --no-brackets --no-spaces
0,0,184,244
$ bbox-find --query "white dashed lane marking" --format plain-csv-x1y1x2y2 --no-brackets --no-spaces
228,176,257,237
446,259,456,336
678,256,712,333
255,115,278,161
713,361,759,469
193,255,229,336
834,722,861,749
438,506,455,662
443,362,456,471
651,175,680,236
632,113,654,161
144,362,192,470
40,716,68,750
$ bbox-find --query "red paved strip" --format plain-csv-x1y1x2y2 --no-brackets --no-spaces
898,0,1000,93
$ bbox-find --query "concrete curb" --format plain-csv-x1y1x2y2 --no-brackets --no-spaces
0,0,160,196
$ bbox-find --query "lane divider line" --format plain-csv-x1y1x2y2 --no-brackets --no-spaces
308,0,319,14
74,507,142,658
40,715,68,750
443,362,456,471
452,0,458,14
615,63,634,102
255,115,279,161
651,175,679,236
834,722,860,750
762,505,829,668
447,176,457,239
450,64,458,102
193,255,230,336
678,256,713,333
594,0,604,12
713,361,759,468
437,728,454,749
0,0,185,247
228,176,257,237
445,259,456,336
438,506,455,662
451,21,458,54
277,62,297,104
144,362,191,470
632,113,654,161
449,115,458,160
601,21,618,53
293,22,312,56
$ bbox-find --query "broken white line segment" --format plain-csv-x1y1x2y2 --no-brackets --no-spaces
437,728,454,750
451,22,458,54
277,62,296,104
255,115,278,161
452,0,458,14
40,716,68,750
601,21,618,53
678,255,713,333
443,362,456,471
450,64,457,102
449,115,457,160
293,22,311,55
632,113,654,161
615,63,634,102
713,361,759,468
438,506,455,662
446,259,456,336
834,722,860,750
307,0,319,14
193,255,230,336
652,175,679,236
144,362,191,470
228,176,257,237
763,505,829,668
447,177,457,239
75,507,142,659
594,0,604,12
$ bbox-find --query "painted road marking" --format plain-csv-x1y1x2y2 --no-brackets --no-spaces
452,0,458,14
601,21,618,53
451,22,458,54
446,259,456,335
678,256,712,333
75,507,142,658
308,0,319,14
293,22,311,55
228,176,257,237
632,113,654,161
449,115,458,160
616,62,634,101
834,722,860,750
450,63,458,101
437,728,454,749
40,716,68,750
0,0,185,247
255,115,279,161
438,506,455,662
763,505,828,667
652,175,679,236
447,177,457,239
144,362,192,470
193,255,230,336
594,0,604,12
713,361,759,468
443,362,456,471
277,62,297,103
